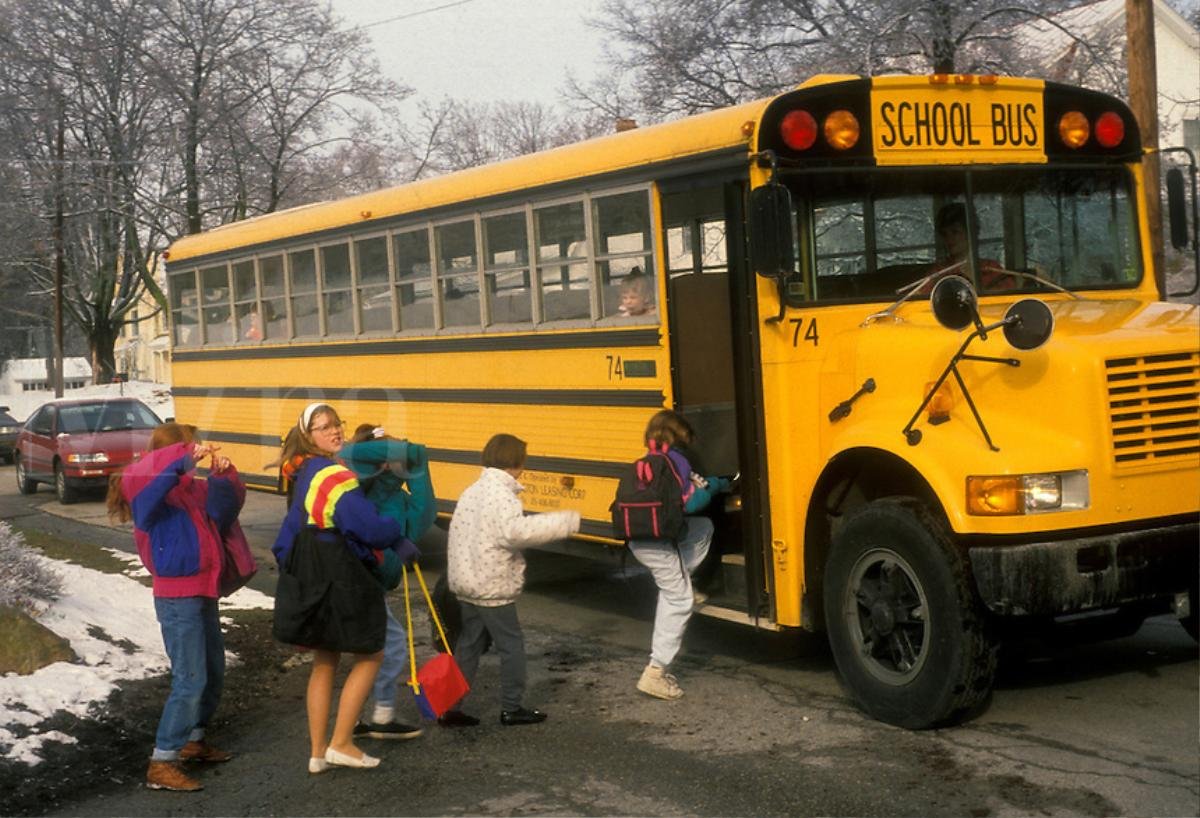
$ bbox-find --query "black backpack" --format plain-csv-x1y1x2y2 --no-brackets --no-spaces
610,442,686,541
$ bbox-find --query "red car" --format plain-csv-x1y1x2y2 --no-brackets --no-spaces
14,398,162,504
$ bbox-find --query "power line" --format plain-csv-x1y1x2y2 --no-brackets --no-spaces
349,0,481,31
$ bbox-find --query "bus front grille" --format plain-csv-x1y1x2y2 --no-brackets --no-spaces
1105,351,1200,466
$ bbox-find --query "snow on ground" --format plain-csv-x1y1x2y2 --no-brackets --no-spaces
1,381,174,424
0,548,271,766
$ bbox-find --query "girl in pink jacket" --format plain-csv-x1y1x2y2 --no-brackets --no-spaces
107,422,248,793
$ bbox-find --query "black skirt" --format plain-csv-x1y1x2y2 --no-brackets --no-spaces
272,527,386,654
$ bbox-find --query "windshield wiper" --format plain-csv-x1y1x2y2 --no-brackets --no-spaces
997,268,1080,299
861,260,968,326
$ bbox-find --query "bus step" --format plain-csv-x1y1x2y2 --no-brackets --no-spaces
693,601,779,630
719,553,748,599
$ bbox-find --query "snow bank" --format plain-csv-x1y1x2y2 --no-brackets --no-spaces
1,381,174,424
0,548,271,766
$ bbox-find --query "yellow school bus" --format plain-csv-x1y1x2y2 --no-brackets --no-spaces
165,74,1199,728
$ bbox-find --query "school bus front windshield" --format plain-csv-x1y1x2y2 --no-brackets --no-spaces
785,165,1141,301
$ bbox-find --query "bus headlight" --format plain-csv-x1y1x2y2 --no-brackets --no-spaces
966,470,1088,515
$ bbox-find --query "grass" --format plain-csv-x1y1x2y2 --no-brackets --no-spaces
12,524,152,588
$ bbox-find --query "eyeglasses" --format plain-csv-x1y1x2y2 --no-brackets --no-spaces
310,421,344,434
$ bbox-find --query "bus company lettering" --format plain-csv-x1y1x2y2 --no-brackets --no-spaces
522,471,586,511
878,101,1039,148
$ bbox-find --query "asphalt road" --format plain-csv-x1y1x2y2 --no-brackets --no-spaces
2,469,1197,817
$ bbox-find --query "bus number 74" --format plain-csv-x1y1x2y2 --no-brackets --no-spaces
790,317,819,347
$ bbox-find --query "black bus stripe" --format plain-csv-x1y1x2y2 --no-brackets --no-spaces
172,328,662,361
177,385,664,407
202,430,629,481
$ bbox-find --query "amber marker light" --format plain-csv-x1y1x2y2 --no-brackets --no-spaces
978,75,999,85
924,381,954,424
954,74,974,84
1094,111,1125,148
823,110,860,150
740,120,756,138
780,110,818,150
1058,111,1089,148
966,471,1089,516
929,74,950,84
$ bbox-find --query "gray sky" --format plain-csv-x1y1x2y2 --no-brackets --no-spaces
330,0,606,109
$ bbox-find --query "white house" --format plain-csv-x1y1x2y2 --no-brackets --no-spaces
1011,0,1199,155
0,357,92,395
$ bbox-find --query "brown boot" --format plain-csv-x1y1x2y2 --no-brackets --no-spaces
179,740,233,763
145,760,203,791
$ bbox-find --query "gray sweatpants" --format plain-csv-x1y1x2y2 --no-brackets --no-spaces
628,516,714,668
455,601,527,712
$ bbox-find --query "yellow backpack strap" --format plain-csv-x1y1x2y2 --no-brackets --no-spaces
403,566,420,692
413,564,454,655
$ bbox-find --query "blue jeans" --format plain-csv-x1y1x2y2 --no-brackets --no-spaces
372,597,409,709
152,597,224,760
628,516,714,668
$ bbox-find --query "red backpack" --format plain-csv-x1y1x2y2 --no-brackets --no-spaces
610,441,686,541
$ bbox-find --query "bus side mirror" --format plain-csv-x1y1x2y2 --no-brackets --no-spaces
1166,167,1189,251
749,183,796,278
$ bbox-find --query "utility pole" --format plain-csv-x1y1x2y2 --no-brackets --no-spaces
52,88,65,397
1126,0,1164,296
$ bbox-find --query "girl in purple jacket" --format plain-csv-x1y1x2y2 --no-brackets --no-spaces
107,422,246,793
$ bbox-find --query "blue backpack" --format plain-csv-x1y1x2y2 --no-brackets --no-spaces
610,442,686,541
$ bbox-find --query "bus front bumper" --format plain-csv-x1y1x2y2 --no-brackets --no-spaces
967,519,1198,617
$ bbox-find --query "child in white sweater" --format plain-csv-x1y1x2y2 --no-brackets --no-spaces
443,433,580,727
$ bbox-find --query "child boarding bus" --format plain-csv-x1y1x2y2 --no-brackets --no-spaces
165,74,1199,729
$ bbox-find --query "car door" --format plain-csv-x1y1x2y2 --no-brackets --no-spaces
26,406,56,479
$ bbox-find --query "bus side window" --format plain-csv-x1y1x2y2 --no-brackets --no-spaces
594,190,653,320
535,202,590,323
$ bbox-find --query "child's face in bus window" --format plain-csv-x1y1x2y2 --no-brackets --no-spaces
620,283,651,316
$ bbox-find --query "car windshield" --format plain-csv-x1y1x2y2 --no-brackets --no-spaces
58,402,161,433
787,166,1140,301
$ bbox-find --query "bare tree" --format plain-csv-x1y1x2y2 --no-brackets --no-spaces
398,98,604,177
573,0,1096,121
0,0,168,383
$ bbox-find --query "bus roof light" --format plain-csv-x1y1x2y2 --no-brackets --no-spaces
1058,111,1089,149
780,110,818,151
823,110,860,150
954,74,974,85
929,74,950,84
978,74,999,85
1095,111,1125,148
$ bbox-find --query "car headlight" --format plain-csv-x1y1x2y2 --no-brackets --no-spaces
0,426,17,434
966,470,1089,515
67,452,110,464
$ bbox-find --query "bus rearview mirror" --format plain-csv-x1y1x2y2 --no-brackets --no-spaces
1002,299,1054,350
749,183,796,278
1166,168,1188,251
930,275,978,331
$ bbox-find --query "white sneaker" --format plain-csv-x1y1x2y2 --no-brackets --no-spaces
637,663,683,700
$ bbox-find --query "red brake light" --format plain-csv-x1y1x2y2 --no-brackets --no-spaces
1095,111,1125,148
780,110,818,151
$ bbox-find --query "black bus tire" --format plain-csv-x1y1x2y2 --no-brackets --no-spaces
1184,583,1199,642
823,497,997,729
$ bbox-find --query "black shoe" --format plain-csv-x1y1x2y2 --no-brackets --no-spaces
500,707,547,726
437,709,480,728
353,720,423,740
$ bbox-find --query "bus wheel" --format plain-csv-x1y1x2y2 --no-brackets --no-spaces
1184,583,1199,642
823,498,997,729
